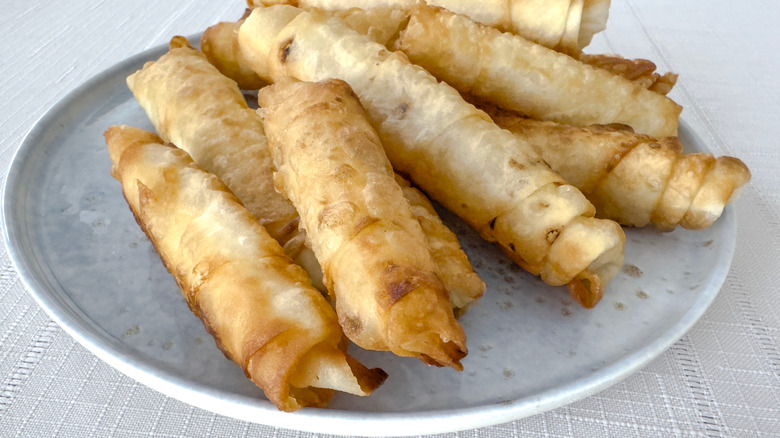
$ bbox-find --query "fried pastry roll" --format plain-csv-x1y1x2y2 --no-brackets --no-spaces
127,36,302,253
280,0,607,54
332,6,411,47
105,125,387,412
487,109,751,230
395,5,681,137
578,53,678,96
243,0,664,93
226,5,408,84
258,77,468,369
423,0,609,54
128,36,327,289
201,16,269,90
394,174,485,315
130,36,481,311
239,5,626,308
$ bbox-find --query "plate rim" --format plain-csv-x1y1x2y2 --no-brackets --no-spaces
0,36,738,437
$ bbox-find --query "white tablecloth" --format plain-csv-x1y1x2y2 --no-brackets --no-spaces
2,1,778,436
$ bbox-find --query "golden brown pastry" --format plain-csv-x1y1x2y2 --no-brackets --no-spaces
244,0,672,96
578,0,612,49
332,6,410,47
201,14,269,90
258,77,468,369
215,5,409,85
394,174,485,314
425,0,609,55
486,108,751,230
240,1,668,95
239,5,626,308
275,0,608,54
128,36,327,290
578,53,678,96
395,4,682,137
105,125,387,411
127,36,302,252
239,1,670,96
129,36,482,310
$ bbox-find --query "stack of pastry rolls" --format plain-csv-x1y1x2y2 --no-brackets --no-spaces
248,0,610,55
481,104,751,230
106,0,751,412
206,2,747,234
115,31,484,409
127,36,484,313
236,4,627,308
244,0,676,91
105,126,387,411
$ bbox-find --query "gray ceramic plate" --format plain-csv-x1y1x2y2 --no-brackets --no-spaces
2,38,736,436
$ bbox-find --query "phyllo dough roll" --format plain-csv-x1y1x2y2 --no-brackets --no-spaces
131,36,483,309
394,174,485,315
578,53,678,96
396,5,681,138
105,125,387,412
239,5,625,308
425,0,609,54
283,0,607,54
244,1,667,94
201,16,269,90
127,37,301,252
258,77,468,369
225,4,409,84
487,109,751,230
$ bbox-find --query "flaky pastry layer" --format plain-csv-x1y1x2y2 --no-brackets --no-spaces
239,5,626,307
105,125,386,411
258,77,468,369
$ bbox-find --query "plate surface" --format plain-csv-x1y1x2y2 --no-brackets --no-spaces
2,39,736,437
